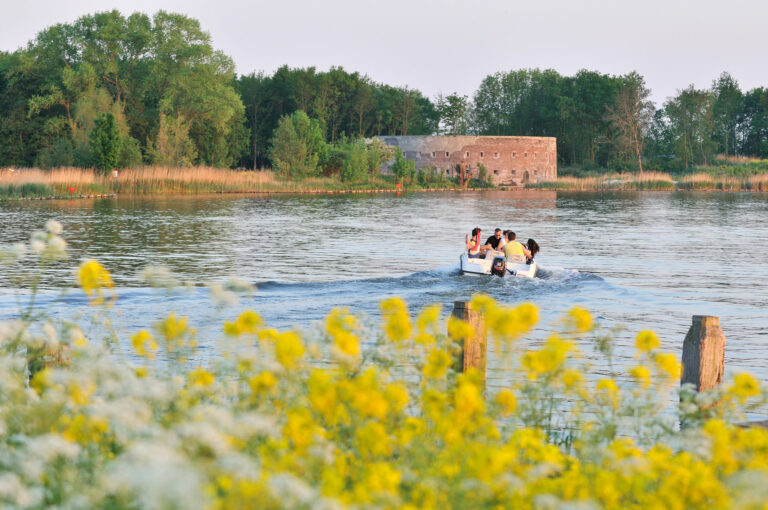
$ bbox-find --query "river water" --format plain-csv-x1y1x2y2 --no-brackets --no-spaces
1,191,766,388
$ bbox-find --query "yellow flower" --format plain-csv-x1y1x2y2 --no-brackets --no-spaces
381,297,412,344
596,378,620,409
635,330,660,352
223,310,263,336
729,373,761,399
654,352,681,379
157,313,194,352
282,409,318,449
274,332,304,369
629,365,651,388
188,367,215,387
61,414,109,445
423,348,452,379
454,378,484,418
68,380,95,406
355,421,392,457
566,306,593,333
249,371,277,395
496,389,517,416
561,368,584,392
326,308,361,360
447,315,474,341
131,330,158,359
417,304,442,333
77,260,114,304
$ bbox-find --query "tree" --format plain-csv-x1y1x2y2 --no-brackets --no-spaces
711,72,743,156
391,147,415,182
89,112,121,171
268,110,327,179
147,113,197,166
664,86,715,169
437,93,471,135
339,139,368,182
605,72,654,172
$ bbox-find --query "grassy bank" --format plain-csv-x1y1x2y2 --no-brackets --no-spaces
0,166,469,199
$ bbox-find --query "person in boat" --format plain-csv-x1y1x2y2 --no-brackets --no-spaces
504,231,532,261
466,227,484,258
484,228,504,252
497,230,509,252
526,238,540,264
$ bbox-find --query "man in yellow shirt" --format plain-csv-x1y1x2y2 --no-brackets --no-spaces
503,231,532,260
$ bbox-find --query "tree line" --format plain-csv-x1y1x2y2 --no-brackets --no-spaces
1,10,767,174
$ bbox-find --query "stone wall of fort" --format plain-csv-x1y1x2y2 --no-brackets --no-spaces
379,135,557,186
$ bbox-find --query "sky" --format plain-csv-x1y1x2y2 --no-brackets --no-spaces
2,0,766,107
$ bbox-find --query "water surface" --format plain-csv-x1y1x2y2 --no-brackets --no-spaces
1,191,766,387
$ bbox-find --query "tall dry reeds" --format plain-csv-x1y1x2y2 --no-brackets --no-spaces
534,172,675,191
0,166,400,196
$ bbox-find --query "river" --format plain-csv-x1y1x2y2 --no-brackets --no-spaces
1,191,766,387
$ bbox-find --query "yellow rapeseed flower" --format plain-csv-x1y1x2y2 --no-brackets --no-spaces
654,352,681,379
417,304,442,333
77,260,114,304
447,315,474,341
249,371,277,395
381,297,412,344
423,348,452,379
566,306,593,333
188,367,215,387
729,372,761,400
274,332,304,369
131,330,158,359
596,378,620,409
635,330,661,352
496,389,517,416
223,310,263,336
629,365,651,388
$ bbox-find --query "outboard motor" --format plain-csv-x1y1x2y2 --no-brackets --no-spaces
491,255,506,277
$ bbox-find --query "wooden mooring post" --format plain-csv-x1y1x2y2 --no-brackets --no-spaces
680,315,726,392
451,300,487,382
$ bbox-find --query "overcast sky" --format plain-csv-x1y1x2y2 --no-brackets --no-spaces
2,0,765,106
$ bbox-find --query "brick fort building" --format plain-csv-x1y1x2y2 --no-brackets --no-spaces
379,135,557,186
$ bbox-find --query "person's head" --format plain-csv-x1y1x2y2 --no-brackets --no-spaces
494,228,502,238
506,231,516,241
527,238,540,256
471,227,479,237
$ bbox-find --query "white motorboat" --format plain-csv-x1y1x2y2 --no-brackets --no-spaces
460,252,538,278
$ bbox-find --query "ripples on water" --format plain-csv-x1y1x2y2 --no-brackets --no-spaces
0,191,766,388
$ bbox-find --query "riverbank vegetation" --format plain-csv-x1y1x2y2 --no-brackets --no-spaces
1,222,767,508
3,10,768,179
532,159,768,191
0,166,475,199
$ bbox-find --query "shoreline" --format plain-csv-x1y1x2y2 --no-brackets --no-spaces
3,186,768,201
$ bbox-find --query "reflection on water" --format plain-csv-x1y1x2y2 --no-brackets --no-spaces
1,190,767,388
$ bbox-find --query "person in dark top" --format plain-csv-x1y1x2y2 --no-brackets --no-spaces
484,228,503,251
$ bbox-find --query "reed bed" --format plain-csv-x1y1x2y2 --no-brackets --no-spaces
533,172,675,191
676,173,768,191
0,166,416,197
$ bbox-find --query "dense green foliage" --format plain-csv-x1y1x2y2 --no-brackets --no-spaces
0,10,246,169
88,113,121,171
2,10,768,176
237,67,438,169
268,111,327,179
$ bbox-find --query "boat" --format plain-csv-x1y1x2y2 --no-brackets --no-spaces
460,252,537,278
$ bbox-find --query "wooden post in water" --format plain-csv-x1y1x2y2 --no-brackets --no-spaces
680,315,726,392
451,300,487,382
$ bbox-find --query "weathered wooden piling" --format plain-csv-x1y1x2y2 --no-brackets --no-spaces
680,315,726,392
451,300,487,381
